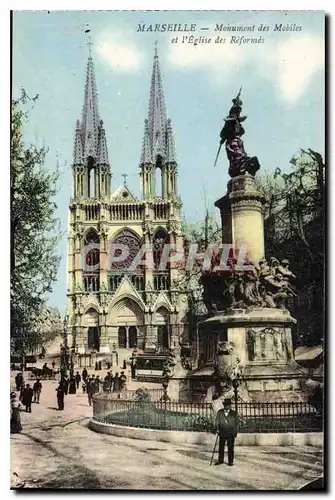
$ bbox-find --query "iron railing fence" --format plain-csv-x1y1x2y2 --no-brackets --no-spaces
92,396,323,433
95,388,165,401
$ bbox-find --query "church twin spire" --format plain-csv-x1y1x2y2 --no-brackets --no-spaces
73,49,110,167
140,45,178,167
72,43,177,200
139,46,178,200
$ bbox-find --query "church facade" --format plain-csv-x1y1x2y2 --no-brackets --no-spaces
66,47,189,367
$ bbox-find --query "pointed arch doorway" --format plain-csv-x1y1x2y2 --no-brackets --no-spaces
109,298,143,350
155,306,170,351
84,308,100,351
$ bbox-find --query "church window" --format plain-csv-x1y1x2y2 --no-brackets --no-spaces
84,229,100,271
83,229,100,292
153,228,169,272
110,229,142,271
87,157,95,198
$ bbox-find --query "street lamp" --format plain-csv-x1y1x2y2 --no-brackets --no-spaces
60,314,68,377
232,378,240,415
63,314,68,348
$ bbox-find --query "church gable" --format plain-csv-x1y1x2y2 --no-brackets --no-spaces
110,275,145,309
82,293,102,314
153,291,173,312
110,185,138,203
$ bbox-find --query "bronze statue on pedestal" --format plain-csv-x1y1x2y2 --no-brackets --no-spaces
214,88,260,178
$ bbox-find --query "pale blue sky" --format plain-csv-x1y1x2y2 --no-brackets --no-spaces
12,10,325,313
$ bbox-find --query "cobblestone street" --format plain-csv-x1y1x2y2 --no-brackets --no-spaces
10,379,323,490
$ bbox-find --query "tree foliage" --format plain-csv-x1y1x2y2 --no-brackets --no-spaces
38,307,63,346
182,210,221,247
256,149,325,266
11,90,61,354
256,149,325,346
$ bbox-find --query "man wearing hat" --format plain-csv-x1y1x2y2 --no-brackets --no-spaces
214,397,238,466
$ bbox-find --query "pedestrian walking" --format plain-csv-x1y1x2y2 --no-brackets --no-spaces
42,362,48,377
82,367,88,382
56,380,65,410
213,398,238,466
94,375,101,394
21,384,34,413
120,371,127,393
130,360,136,379
10,392,23,433
82,374,88,393
32,379,42,403
69,375,77,394
103,372,113,392
15,372,23,392
75,371,81,389
87,376,95,406
52,360,56,370
113,373,120,392
63,376,69,395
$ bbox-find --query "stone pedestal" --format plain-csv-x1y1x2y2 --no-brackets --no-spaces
167,378,191,402
215,174,266,263
203,308,305,402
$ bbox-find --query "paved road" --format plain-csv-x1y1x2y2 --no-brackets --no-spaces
11,380,323,490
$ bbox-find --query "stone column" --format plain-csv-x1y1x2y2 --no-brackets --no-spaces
99,322,110,354
74,232,83,290
170,323,180,348
215,174,266,264
77,325,86,354
99,232,108,291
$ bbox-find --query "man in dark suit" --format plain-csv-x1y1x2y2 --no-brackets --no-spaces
214,398,238,466
21,384,34,413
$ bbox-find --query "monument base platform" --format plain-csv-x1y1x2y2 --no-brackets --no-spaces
195,307,307,402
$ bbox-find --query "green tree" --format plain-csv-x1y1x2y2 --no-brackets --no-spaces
256,149,325,346
256,149,325,265
38,307,63,347
11,90,61,355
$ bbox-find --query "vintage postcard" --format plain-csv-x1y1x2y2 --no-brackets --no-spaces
10,9,325,491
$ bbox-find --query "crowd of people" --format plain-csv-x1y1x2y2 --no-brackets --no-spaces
10,374,44,433
10,366,128,433
53,368,128,410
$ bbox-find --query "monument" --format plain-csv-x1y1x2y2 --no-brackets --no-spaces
198,90,305,403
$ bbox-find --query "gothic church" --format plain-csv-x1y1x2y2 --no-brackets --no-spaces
66,46,189,367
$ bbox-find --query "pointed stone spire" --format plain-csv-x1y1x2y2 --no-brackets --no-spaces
140,119,152,165
81,50,100,160
166,119,177,163
97,120,109,165
73,119,84,165
148,44,167,160
139,44,179,200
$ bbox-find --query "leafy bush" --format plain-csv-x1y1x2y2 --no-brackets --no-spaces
105,405,215,432
134,388,151,403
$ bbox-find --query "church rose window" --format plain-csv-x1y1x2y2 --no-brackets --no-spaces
110,229,142,271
